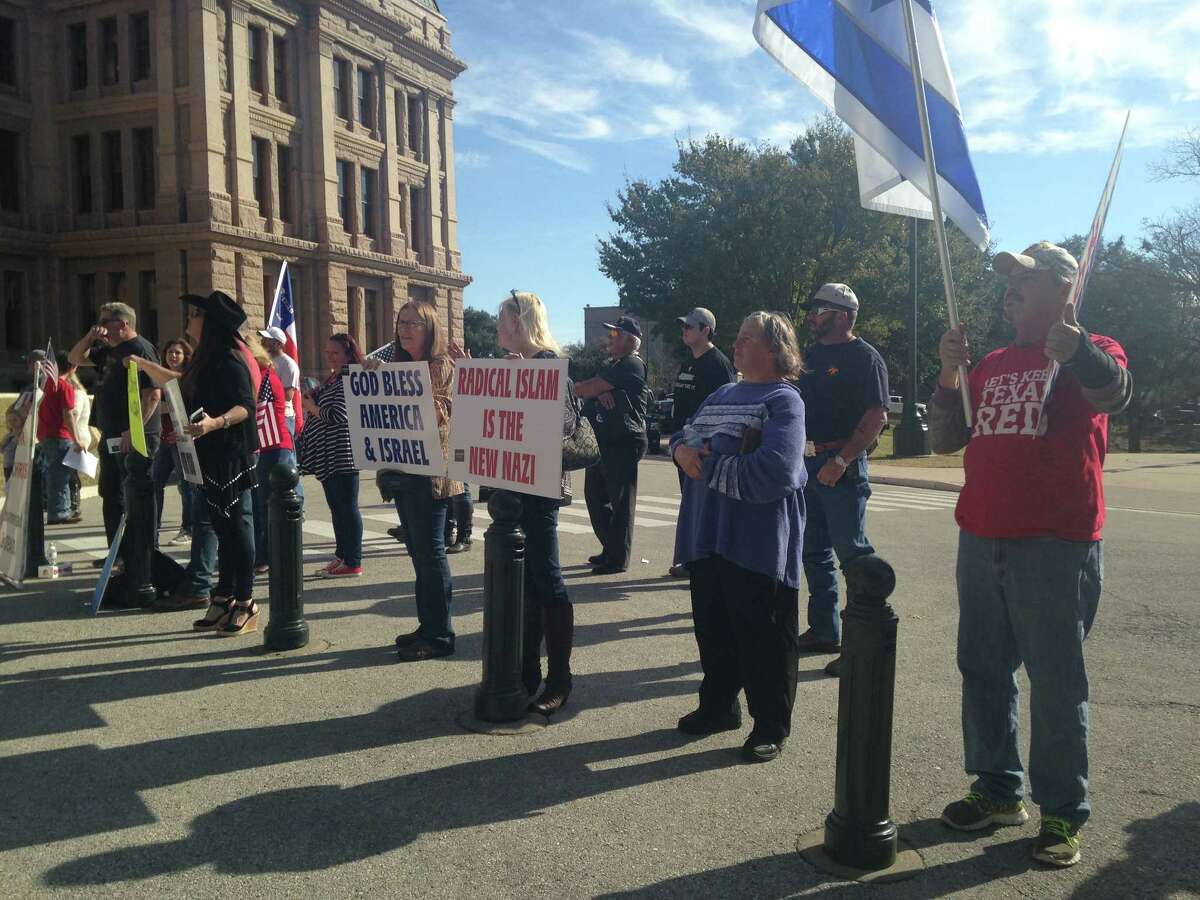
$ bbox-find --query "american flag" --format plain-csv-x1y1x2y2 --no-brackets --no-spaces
39,340,58,384
256,374,281,450
267,262,303,431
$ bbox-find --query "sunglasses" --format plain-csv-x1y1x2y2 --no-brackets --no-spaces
809,306,841,317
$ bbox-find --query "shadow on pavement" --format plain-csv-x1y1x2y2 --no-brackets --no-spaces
1,661,713,855
1069,801,1200,899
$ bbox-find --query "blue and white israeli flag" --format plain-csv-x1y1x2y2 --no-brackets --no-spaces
754,0,989,249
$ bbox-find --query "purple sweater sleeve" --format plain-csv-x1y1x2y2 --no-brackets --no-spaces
700,387,806,503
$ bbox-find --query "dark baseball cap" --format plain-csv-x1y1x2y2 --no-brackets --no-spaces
602,315,643,338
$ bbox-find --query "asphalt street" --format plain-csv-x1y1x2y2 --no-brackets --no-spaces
1,455,1196,899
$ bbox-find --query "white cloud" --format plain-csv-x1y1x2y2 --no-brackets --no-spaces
455,150,490,169
639,103,738,139
568,31,689,89
646,0,759,59
484,126,592,173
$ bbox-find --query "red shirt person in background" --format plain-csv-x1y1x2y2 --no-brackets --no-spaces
34,356,81,524
247,335,299,574
929,241,1131,868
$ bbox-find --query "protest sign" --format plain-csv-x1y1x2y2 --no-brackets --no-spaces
448,358,567,500
0,405,38,585
343,362,444,475
162,379,204,485
91,513,126,614
127,361,148,457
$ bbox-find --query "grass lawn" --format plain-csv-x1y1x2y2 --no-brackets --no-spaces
872,428,964,468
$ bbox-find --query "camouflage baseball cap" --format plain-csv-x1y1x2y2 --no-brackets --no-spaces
993,241,1078,281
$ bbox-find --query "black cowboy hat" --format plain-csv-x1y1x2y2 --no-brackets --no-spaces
181,290,247,333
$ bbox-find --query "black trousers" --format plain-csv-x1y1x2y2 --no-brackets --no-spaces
210,490,254,602
689,555,800,744
99,436,160,588
584,436,645,570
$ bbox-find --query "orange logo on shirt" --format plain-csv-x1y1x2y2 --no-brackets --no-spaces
826,366,839,376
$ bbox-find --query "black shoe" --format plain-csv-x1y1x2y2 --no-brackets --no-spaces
677,708,742,735
797,629,841,654
446,540,472,554
387,526,407,543
667,563,689,578
824,656,842,678
591,564,627,575
741,735,786,763
587,553,606,565
396,638,454,662
394,629,422,648
103,580,156,610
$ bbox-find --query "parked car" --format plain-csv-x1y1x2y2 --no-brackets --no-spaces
1163,403,1200,425
886,395,927,418
646,395,674,454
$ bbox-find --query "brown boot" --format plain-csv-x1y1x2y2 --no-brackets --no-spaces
531,604,573,716
521,601,544,698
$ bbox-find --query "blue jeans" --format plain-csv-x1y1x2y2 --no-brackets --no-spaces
320,471,361,567
253,448,301,567
801,452,874,641
956,531,1102,828
152,444,193,533
38,437,73,521
519,493,569,610
394,475,453,651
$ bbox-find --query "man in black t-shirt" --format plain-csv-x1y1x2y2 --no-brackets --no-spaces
69,301,162,607
575,315,650,575
667,307,735,577
798,284,890,656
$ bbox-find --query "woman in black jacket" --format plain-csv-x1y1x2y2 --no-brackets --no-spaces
133,291,259,635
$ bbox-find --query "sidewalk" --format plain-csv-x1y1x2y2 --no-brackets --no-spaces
871,451,1200,495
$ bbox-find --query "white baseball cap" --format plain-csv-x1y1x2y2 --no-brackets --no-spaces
258,326,287,344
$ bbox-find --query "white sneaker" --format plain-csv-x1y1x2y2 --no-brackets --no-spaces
168,528,192,545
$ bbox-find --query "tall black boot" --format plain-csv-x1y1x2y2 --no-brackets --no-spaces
521,600,544,698
532,604,573,716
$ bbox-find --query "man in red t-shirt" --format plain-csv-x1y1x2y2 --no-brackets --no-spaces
929,242,1131,868
35,362,81,524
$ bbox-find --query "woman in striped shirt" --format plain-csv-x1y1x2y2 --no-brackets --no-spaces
298,333,364,578
365,302,460,662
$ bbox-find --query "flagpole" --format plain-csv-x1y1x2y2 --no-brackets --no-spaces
900,0,971,427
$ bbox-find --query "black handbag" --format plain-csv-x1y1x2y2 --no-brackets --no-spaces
562,390,600,470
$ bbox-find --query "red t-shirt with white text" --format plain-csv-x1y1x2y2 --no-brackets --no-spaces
956,334,1126,542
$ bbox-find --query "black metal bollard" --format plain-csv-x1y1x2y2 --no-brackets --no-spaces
474,490,528,722
823,554,900,871
24,454,47,578
264,462,308,651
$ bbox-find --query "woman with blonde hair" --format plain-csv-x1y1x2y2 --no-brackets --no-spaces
245,332,298,574
670,310,808,763
496,290,576,715
365,301,461,661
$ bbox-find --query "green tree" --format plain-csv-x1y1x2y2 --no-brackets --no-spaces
597,114,995,400
462,306,503,359
562,341,609,383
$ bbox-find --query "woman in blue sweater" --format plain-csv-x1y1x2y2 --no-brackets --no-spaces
670,311,807,763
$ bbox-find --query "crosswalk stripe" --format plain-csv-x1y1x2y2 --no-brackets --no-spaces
641,495,680,507
556,506,673,528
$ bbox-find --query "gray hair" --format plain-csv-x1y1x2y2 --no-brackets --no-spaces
743,310,802,381
629,334,641,354
99,301,137,327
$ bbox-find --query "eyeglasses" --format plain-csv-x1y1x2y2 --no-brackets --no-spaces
396,318,426,331
808,307,840,317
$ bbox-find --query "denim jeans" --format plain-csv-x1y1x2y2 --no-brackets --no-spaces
212,489,254,601
253,448,300,567
956,531,1102,828
152,444,193,533
320,471,361,567
37,437,73,521
801,451,875,641
393,474,453,651
445,485,474,544
519,493,569,611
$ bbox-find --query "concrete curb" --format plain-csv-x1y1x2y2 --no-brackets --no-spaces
872,475,961,493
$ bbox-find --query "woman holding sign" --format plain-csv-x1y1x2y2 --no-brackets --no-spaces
365,302,460,662
495,290,577,715
298,334,365,578
131,291,260,636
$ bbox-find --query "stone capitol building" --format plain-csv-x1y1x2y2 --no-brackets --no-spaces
0,0,469,386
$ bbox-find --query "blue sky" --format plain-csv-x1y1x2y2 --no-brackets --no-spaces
441,0,1200,344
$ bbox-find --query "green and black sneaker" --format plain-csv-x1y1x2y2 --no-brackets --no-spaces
941,791,1030,831
1032,816,1081,867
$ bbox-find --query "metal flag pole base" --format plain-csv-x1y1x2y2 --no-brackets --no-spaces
796,829,925,884
457,709,548,736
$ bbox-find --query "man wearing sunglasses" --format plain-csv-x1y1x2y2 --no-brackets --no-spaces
797,283,889,656
69,301,163,607
666,307,735,578
574,315,651,575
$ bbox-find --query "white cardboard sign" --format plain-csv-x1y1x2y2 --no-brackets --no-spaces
343,362,444,475
448,358,567,500
163,379,204,485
